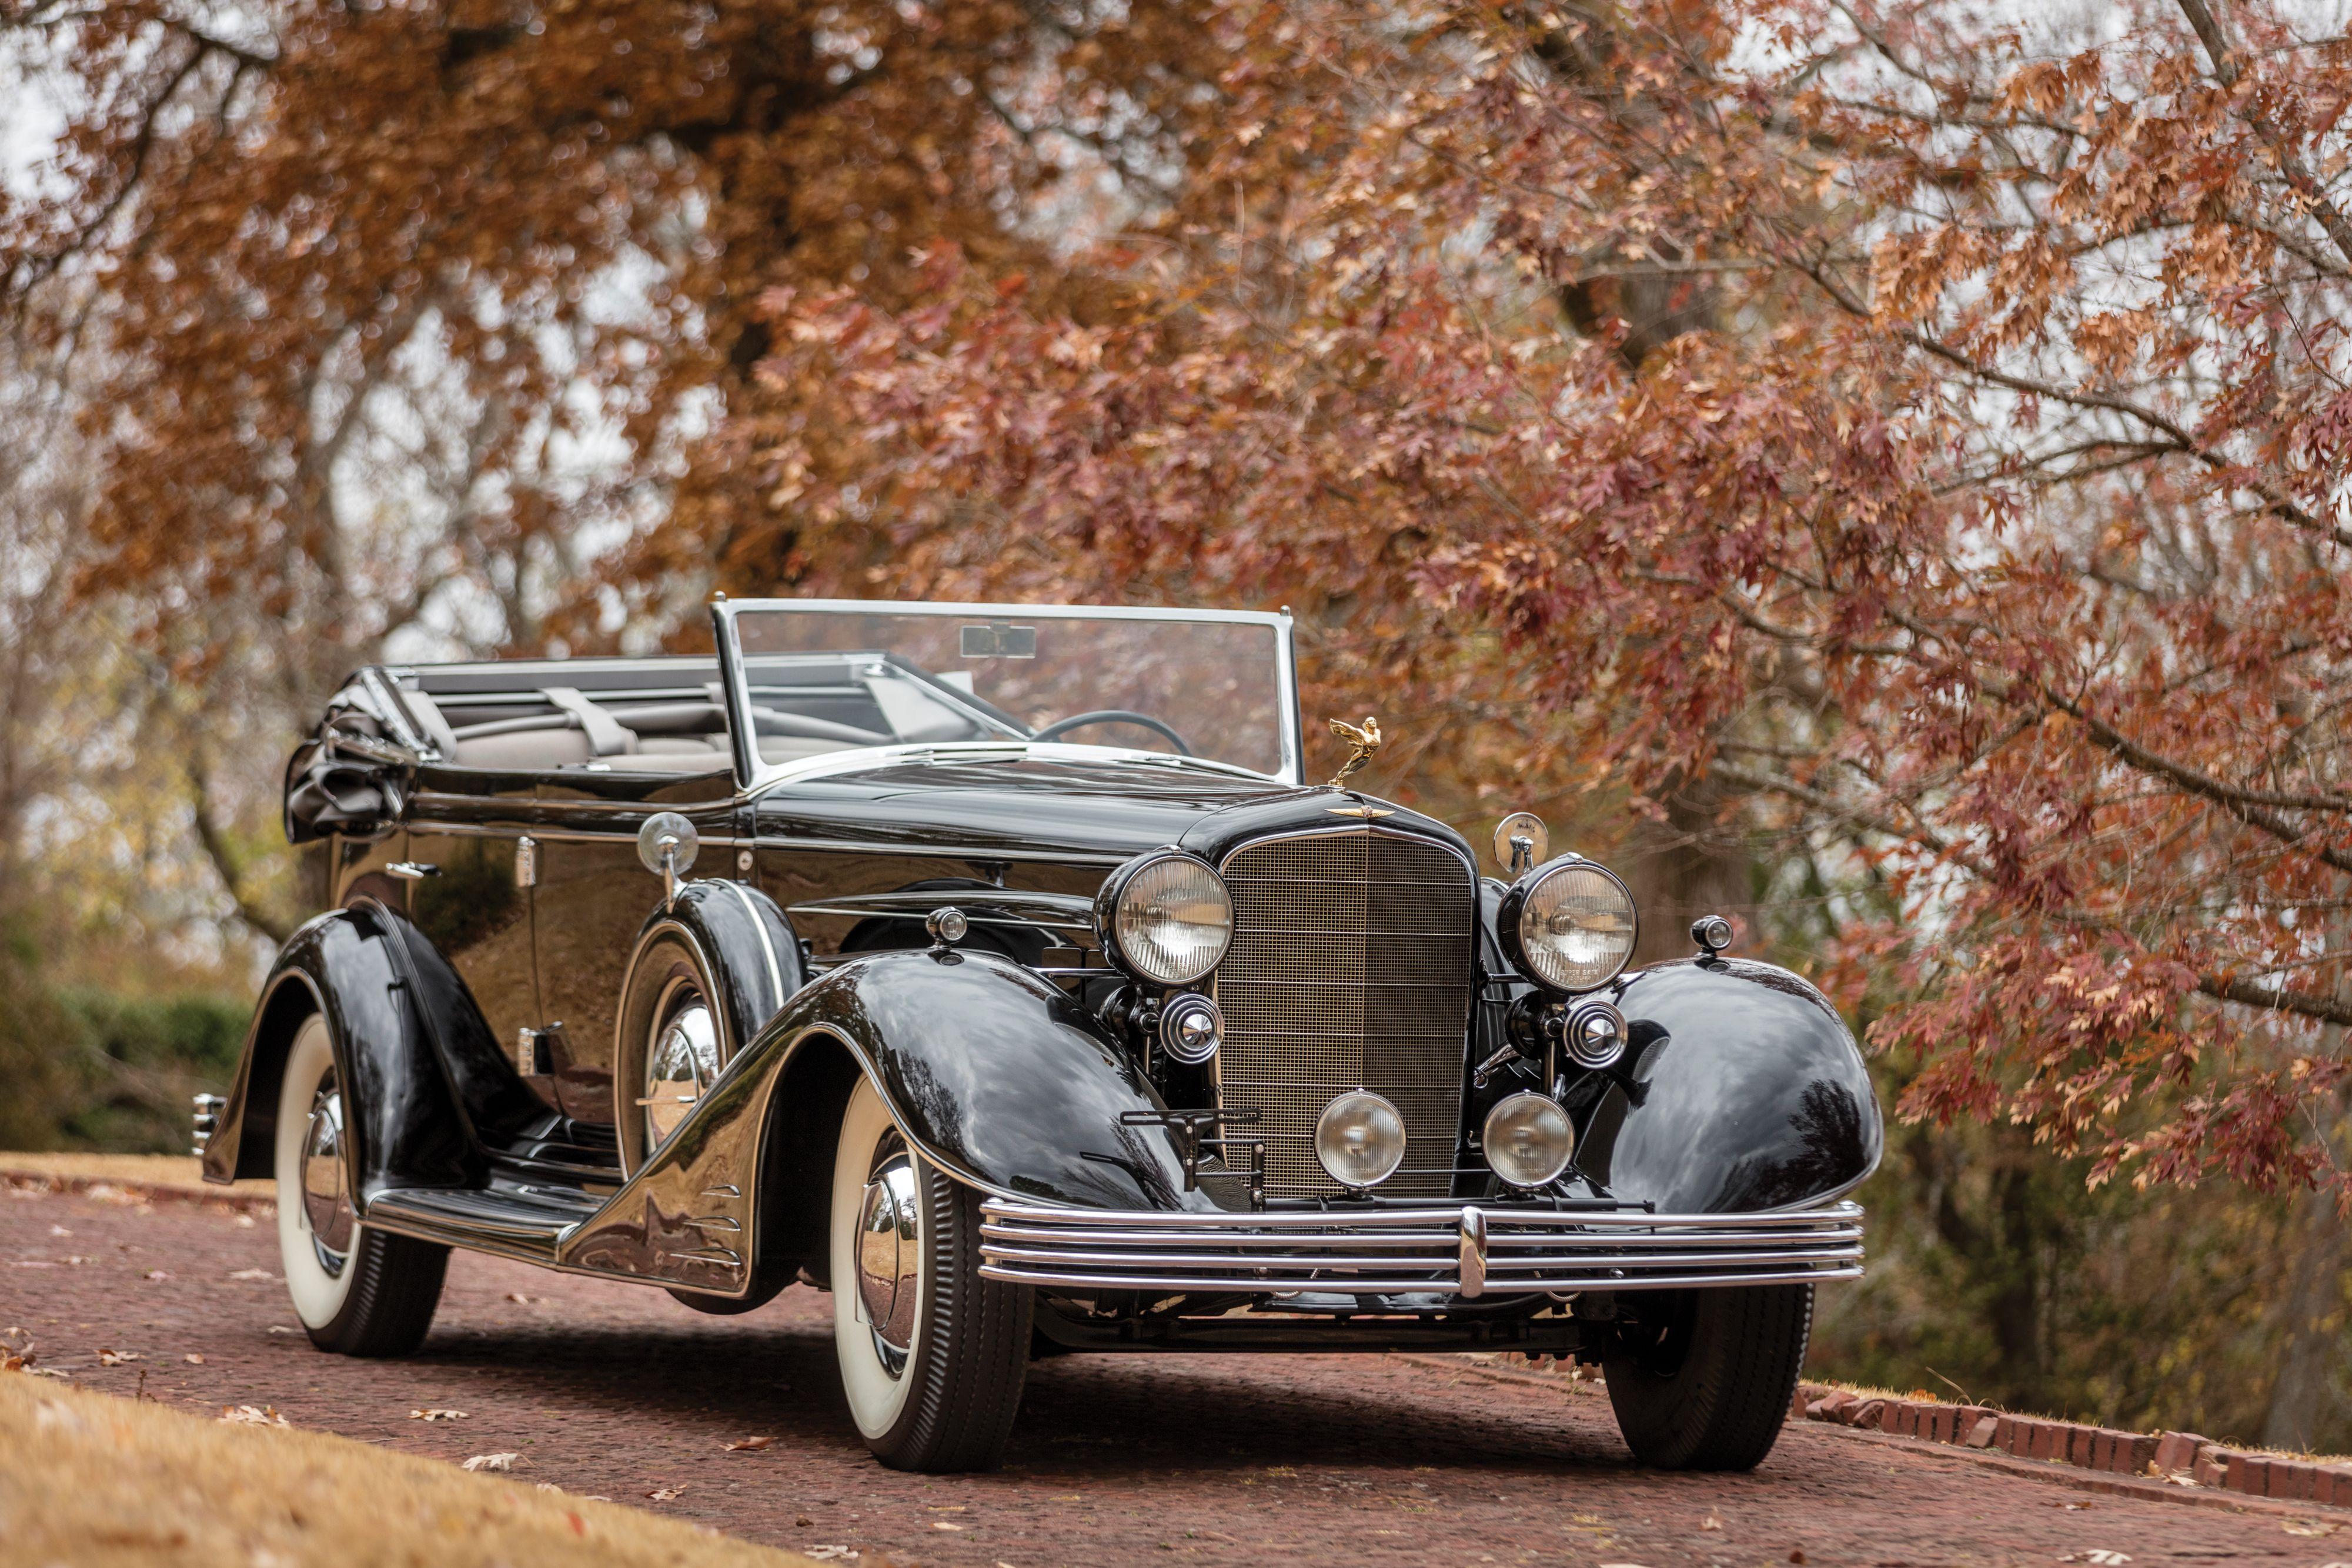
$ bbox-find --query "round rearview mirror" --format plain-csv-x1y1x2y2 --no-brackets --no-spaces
1492,811,1549,874
637,811,700,878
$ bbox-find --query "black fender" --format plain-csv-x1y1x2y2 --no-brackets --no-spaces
558,948,1210,1296
612,878,806,1172
201,902,533,1196
1573,957,1883,1213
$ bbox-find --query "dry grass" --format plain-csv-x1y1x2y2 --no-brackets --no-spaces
0,1372,821,1567
0,1152,272,1203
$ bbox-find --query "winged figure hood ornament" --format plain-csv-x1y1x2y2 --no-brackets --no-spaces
1326,715,1384,790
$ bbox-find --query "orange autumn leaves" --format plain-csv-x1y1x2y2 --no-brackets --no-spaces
745,1,2352,1195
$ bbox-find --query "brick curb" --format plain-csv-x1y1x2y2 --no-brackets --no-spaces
2,1169,274,1216
1793,1381,2352,1511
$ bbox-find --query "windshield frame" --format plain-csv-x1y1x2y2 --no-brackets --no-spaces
709,597,1302,791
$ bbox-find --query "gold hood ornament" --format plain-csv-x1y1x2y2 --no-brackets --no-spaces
1325,716,1384,790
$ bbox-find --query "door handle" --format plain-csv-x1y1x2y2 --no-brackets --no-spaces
387,862,440,880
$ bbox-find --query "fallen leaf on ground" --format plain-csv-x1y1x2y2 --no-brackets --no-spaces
228,1268,275,1281
233,1214,257,1228
266,1325,296,1335
646,1486,686,1502
932,1521,966,1531
505,1292,534,1304
1790,1553,1808,1565
142,1270,168,1281
219,1405,288,1426
25,1367,68,1378
183,1353,205,1365
460,1453,518,1472
48,1226,70,1237
1701,1516,1722,1530
723,1435,777,1452
96,1349,139,1366
804,1550,858,1563
411,1409,468,1422
794,1516,813,1527
2285,1522,2341,1538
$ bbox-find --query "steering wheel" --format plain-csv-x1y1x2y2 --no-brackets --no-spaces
1029,709,1197,757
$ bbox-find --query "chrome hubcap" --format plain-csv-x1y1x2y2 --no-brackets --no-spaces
855,1146,920,1379
640,982,719,1155
300,1079,353,1276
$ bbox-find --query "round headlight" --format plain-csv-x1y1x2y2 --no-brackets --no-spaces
1501,858,1637,993
1314,1090,1406,1188
1100,852,1233,986
1482,1092,1575,1188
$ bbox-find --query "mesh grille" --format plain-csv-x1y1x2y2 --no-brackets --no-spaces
1214,828,1475,1196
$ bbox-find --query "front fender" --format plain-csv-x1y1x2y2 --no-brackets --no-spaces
1573,957,1883,1213
201,905,482,1195
559,949,1214,1295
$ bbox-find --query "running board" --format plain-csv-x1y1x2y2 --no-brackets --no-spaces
363,1185,602,1266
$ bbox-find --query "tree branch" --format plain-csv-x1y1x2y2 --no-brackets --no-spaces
188,759,292,944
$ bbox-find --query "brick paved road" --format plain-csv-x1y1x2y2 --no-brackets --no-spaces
1,1185,2331,1567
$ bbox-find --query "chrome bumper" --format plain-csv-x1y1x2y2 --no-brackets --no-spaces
978,1198,1864,1298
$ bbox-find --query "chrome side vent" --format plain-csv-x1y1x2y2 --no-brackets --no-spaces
1213,827,1476,1197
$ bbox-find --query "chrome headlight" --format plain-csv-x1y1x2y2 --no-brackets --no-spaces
1097,851,1233,987
1499,857,1637,994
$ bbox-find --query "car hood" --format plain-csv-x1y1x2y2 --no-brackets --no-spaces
749,752,1470,868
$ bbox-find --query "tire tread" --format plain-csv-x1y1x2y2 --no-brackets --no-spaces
1603,1284,1812,1470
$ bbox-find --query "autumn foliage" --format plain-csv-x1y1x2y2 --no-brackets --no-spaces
5,0,2351,1212
746,0,2352,1197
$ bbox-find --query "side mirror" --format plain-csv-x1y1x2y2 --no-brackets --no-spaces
637,812,699,903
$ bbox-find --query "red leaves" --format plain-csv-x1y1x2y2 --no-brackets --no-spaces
731,0,2352,1199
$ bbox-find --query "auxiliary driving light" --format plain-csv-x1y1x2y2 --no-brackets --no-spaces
1483,1092,1575,1188
1315,1090,1407,1188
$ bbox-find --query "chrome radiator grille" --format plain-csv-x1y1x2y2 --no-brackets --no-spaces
1213,828,1476,1197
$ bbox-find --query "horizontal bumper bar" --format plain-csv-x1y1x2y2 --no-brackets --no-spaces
978,1198,1864,1298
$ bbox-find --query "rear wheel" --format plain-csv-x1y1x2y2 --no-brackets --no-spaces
828,1077,1031,1472
1602,1285,1812,1470
273,1016,447,1356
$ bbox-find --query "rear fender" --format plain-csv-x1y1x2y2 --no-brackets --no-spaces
1573,957,1883,1213
559,949,1214,1295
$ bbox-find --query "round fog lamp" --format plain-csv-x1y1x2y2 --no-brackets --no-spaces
1483,1092,1574,1188
1314,1091,1406,1188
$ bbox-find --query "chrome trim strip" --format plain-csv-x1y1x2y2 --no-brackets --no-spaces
978,1263,1866,1294
975,1198,1866,1298
724,878,786,1002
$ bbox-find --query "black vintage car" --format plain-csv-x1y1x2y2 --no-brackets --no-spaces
196,598,1880,1473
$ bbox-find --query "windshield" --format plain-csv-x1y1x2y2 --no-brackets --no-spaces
722,601,1295,779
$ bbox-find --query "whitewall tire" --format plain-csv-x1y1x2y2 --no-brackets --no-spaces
828,1075,1031,1472
272,1015,448,1356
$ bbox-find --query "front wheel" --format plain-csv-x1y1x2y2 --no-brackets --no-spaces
1602,1284,1812,1470
273,1015,448,1356
828,1077,1031,1472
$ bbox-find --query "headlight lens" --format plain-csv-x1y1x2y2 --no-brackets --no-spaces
1105,852,1232,986
1508,861,1637,992
1314,1090,1406,1188
1482,1092,1575,1188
